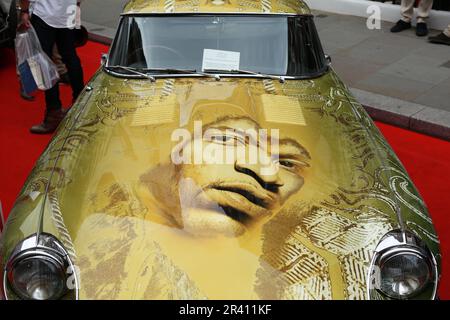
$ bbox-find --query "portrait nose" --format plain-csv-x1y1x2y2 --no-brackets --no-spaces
234,160,284,192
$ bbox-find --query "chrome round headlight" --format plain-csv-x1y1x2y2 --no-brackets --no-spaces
378,252,432,299
7,254,67,300
3,233,76,300
368,230,439,300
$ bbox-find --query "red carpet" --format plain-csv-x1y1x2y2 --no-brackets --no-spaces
0,41,105,214
0,42,449,299
375,122,450,299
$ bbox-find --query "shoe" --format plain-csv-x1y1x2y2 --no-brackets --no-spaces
416,23,429,37
391,20,411,33
59,73,70,85
30,108,67,134
429,32,450,46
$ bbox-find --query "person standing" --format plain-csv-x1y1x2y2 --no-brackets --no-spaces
429,23,450,45
19,0,84,134
391,0,434,37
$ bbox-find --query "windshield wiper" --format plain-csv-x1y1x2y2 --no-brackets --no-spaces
148,68,220,80
106,65,157,82
106,66,218,80
203,69,286,83
143,68,197,74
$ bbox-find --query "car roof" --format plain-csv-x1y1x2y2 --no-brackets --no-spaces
122,0,311,15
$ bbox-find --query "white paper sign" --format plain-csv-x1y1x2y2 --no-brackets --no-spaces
202,49,240,71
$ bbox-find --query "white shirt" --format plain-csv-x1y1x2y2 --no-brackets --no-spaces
32,0,78,29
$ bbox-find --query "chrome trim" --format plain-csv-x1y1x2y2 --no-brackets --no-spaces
1,271,6,300
107,66,156,82
3,233,79,300
104,16,121,72
367,229,439,300
103,66,329,81
101,53,108,66
120,12,313,18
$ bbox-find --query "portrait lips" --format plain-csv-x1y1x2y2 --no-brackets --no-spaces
201,182,278,224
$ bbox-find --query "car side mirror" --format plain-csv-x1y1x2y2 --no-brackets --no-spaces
101,53,108,66
325,54,332,65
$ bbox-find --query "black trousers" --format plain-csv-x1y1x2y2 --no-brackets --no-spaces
31,15,84,111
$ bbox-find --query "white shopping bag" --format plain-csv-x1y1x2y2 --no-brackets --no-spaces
15,26,60,91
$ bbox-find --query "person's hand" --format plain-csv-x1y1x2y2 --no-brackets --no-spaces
19,12,31,29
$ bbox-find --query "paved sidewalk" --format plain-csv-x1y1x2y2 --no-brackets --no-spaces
315,11,450,140
81,3,450,140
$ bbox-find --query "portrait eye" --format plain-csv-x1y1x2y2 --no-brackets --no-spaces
276,158,310,172
279,160,295,168
211,135,232,143
209,133,245,146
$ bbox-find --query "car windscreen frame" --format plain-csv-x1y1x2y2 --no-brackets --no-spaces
106,13,329,80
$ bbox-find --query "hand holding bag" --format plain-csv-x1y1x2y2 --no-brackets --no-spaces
15,25,60,93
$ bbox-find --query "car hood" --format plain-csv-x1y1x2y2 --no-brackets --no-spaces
4,70,440,300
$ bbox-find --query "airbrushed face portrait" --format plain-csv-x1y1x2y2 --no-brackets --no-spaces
140,105,311,237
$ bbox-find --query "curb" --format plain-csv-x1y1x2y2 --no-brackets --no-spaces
84,21,114,46
85,28,450,142
352,88,450,141
88,31,112,46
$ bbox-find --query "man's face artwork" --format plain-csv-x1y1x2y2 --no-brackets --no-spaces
162,116,311,237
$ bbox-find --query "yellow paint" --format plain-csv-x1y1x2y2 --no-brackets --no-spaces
123,0,312,15
2,66,439,300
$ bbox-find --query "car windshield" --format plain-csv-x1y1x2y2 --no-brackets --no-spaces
107,15,327,77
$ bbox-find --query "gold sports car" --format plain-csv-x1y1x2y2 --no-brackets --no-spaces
0,0,441,300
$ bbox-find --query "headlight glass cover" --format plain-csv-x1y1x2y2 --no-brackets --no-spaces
368,230,439,300
378,252,432,299
8,255,66,300
4,233,76,300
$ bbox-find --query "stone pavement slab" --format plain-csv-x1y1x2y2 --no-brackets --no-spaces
378,55,450,85
414,81,450,112
354,72,436,101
